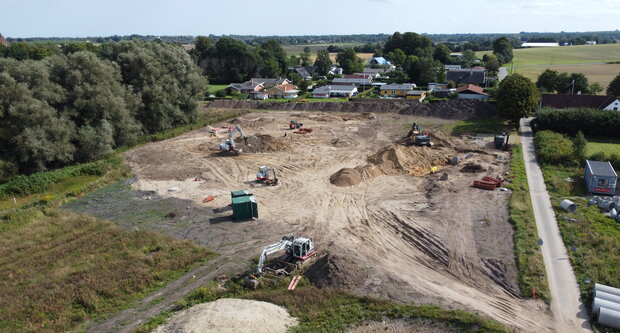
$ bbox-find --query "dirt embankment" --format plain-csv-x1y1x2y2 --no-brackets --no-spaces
207,99,497,120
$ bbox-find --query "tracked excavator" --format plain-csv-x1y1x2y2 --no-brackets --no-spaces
256,166,279,186
245,235,316,289
219,125,247,155
406,122,433,147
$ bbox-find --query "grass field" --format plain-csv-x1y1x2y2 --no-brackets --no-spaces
208,84,229,93
586,138,620,156
478,44,620,88
0,208,208,332
540,164,620,327
506,146,550,301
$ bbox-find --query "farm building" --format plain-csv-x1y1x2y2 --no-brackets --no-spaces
584,160,617,195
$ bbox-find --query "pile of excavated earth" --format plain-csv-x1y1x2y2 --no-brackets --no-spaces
122,111,553,332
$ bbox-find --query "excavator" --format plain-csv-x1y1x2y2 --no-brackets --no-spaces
245,235,316,289
219,125,247,155
256,166,279,186
289,120,303,130
406,122,433,147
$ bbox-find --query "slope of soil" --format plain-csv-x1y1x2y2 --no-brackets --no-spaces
207,99,497,120
154,299,298,333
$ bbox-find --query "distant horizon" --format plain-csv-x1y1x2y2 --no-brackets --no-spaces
3,0,619,38
3,30,620,41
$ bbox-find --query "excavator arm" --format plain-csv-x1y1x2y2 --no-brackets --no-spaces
255,235,293,274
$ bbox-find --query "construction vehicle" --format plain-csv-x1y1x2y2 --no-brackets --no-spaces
245,235,316,289
219,125,247,155
289,120,303,129
256,166,279,186
407,122,422,137
412,134,433,147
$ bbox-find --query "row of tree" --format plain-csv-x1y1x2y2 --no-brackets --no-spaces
533,107,620,139
0,41,205,174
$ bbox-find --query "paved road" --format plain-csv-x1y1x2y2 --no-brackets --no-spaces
520,118,591,332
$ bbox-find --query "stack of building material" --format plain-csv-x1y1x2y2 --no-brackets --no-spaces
473,176,503,190
592,283,620,329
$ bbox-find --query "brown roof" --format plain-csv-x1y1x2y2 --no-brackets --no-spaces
0,34,9,47
456,84,488,96
540,94,618,109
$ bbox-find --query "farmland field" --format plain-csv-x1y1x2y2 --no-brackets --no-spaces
586,138,620,156
478,44,620,88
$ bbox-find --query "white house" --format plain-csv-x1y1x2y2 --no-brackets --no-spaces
312,85,358,98
521,42,560,47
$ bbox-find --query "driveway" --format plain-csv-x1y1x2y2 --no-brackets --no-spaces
520,118,591,332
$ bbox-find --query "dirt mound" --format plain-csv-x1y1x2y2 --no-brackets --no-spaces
154,298,298,333
304,254,366,290
330,168,362,187
365,145,451,177
207,99,497,120
236,134,288,153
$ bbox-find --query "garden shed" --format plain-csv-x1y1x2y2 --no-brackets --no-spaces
584,160,617,195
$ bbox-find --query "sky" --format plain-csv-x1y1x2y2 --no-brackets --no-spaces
2,0,620,38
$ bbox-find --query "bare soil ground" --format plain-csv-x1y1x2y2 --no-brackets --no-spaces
78,111,552,332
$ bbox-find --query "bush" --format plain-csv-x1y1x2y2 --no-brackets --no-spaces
0,160,18,184
534,107,620,138
215,89,226,98
534,130,577,165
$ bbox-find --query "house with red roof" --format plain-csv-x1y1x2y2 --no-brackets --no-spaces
456,84,489,100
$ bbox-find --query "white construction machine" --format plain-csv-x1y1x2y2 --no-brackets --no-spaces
219,125,247,155
256,166,279,186
245,235,316,289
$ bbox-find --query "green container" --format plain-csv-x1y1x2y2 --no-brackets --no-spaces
231,190,252,199
232,195,258,221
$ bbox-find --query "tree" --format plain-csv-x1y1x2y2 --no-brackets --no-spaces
607,73,620,97
492,37,513,65
588,82,603,95
572,131,587,163
301,47,311,66
299,79,309,93
386,49,406,67
569,73,589,94
462,50,476,66
314,50,332,76
336,48,363,74
496,74,539,129
433,44,451,64
536,69,559,93
484,54,500,72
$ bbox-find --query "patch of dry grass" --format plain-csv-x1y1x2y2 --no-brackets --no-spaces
0,208,208,332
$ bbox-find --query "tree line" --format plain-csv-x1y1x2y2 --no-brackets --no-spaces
533,107,620,139
0,41,205,178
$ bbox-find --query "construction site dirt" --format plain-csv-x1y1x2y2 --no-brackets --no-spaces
69,110,553,332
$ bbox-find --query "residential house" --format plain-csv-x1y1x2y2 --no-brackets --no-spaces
331,77,373,88
249,91,269,100
344,74,375,80
354,72,380,79
227,78,291,95
291,66,316,80
312,85,358,98
540,94,620,111
227,81,265,94
586,41,597,45
369,57,392,67
406,90,427,102
0,34,9,47
446,68,487,86
361,68,391,75
380,83,417,98
456,84,489,100
445,65,462,71
521,42,560,47
266,83,299,99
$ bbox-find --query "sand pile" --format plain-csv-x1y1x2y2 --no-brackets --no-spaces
330,168,363,187
365,145,450,177
236,134,288,153
154,299,298,333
